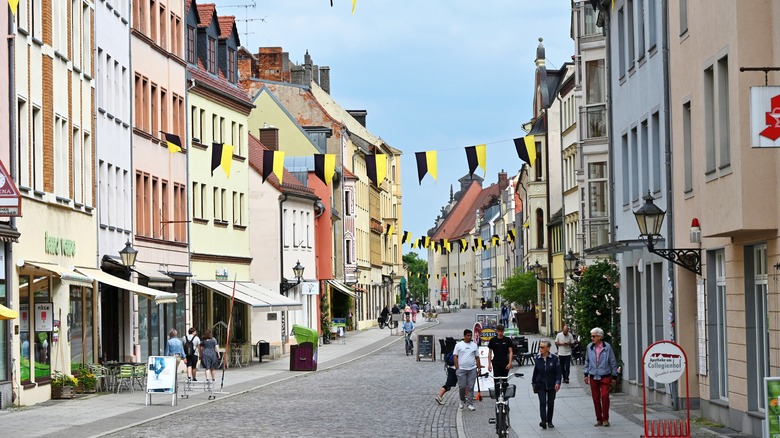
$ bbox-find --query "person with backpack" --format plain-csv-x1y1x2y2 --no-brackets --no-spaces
434,352,457,405
183,327,201,382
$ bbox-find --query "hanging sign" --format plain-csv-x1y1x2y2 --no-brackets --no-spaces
750,86,780,147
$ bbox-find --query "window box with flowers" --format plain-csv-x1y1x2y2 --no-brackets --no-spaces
51,372,77,399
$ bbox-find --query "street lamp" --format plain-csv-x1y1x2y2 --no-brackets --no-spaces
532,260,553,286
119,240,138,268
280,260,305,294
563,249,580,281
633,191,701,275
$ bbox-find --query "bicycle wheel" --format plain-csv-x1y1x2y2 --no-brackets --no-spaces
495,404,507,437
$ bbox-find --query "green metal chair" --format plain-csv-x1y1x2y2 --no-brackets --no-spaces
115,365,134,393
132,364,146,390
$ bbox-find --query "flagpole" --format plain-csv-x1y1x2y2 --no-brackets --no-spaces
218,275,237,392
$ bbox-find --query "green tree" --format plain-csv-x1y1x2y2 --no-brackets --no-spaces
496,267,538,307
571,258,621,364
403,252,428,302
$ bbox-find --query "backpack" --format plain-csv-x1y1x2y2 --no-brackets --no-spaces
444,352,455,366
183,335,195,356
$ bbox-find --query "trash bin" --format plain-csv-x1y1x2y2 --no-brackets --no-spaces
290,342,317,371
255,340,270,362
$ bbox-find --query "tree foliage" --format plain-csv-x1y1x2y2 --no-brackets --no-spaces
496,267,538,307
403,252,428,302
571,258,621,363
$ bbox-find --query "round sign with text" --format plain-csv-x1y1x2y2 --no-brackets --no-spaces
644,341,686,384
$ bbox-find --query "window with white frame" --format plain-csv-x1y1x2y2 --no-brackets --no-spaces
746,244,768,411
17,99,29,189
682,102,693,193
708,250,728,401
54,115,69,198
588,162,608,218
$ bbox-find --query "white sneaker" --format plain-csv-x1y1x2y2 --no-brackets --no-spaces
467,405,475,411
459,402,464,409
435,396,443,405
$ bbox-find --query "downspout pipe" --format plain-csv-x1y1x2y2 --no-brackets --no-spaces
544,109,553,337
7,8,18,405
279,193,288,354
660,0,679,411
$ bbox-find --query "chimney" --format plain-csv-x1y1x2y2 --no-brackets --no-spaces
498,171,508,191
303,50,313,85
258,47,284,81
291,65,304,85
259,125,280,151
312,64,320,86
347,110,367,128
319,66,330,94
281,52,290,82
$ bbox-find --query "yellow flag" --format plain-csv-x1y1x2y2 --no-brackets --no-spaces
426,150,438,181
524,135,536,166
221,144,234,178
352,0,357,14
8,0,18,16
376,153,387,184
476,144,487,175
274,151,285,184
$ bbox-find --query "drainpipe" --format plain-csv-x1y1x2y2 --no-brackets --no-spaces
660,0,679,411
544,109,553,337
279,193,288,355
7,9,19,405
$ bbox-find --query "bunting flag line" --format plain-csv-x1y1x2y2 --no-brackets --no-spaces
423,236,431,248
402,231,411,244
412,238,419,249
262,150,286,184
161,131,182,154
426,273,430,279
507,229,516,243
460,238,468,253
464,144,487,177
365,154,387,186
314,154,336,185
474,237,483,251
491,234,501,247
514,135,536,167
384,224,394,237
415,151,438,184
9,0,18,16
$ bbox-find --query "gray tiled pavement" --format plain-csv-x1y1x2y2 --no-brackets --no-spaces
0,309,753,437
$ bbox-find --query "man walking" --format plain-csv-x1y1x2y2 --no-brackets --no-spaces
555,324,575,383
583,327,619,427
487,324,513,393
453,329,481,411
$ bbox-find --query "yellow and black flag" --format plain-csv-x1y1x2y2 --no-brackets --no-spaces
9,0,18,16
514,135,536,167
412,239,419,249
464,144,487,177
211,143,234,177
426,273,430,279
314,154,336,185
436,273,440,280
507,229,516,243
474,237,483,251
365,154,387,186
491,234,501,247
460,238,468,253
415,151,438,184
384,223,394,237
161,132,182,154
423,236,431,248
462,271,465,277
402,231,411,244
262,150,285,184
453,272,457,277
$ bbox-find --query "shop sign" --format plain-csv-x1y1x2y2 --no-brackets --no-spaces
19,303,29,331
44,232,76,257
643,341,686,384
35,302,53,332
750,86,780,147
300,281,319,295
0,160,21,216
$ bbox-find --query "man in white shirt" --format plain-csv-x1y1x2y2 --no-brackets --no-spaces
554,324,575,383
453,329,482,411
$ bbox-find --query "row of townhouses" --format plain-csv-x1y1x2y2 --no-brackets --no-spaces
426,1,780,436
0,0,403,407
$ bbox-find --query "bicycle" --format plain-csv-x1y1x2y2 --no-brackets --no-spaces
378,315,398,329
404,331,414,356
486,372,523,438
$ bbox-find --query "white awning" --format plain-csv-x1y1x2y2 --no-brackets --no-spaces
132,264,175,288
327,279,357,299
75,267,178,304
23,261,94,287
195,280,302,312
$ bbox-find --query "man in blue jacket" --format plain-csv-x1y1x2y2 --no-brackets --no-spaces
583,327,619,427
531,340,561,429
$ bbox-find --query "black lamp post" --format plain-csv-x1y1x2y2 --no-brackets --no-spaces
633,192,701,275
280,260,305,294
532,260,553,286
119,240,138,268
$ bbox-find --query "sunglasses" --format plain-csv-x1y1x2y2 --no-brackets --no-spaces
590,335,599,338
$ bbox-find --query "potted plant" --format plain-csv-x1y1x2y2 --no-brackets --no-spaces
51,371,77,399
320,294,332,344
75,366,97,393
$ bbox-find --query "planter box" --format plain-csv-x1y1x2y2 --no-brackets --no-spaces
51,386,75,399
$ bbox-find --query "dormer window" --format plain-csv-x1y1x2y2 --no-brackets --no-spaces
208,37,217,74
186,26,195,64
227,49,236,83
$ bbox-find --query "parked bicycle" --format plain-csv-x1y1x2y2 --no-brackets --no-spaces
486,372,524,438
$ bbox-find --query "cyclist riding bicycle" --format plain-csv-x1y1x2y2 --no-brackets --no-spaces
402,314,415,354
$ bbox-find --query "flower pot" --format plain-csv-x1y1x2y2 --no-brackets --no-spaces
52,386,75,399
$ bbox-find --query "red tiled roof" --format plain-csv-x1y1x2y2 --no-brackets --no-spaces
196,4,217,29
218,16,236,39
188,64,253,107
431,181,483,240
247,134,317,198
342,167,357,180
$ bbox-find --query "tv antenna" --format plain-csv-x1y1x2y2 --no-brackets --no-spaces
220,1,261,44
236,16,268,40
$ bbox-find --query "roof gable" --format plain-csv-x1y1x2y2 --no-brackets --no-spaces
431,181,484,240
247,134,316,198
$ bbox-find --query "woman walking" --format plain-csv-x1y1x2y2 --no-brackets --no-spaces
199,330,220,391
531,340,561,429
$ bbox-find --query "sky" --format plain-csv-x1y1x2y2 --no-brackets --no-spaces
210,0,573,256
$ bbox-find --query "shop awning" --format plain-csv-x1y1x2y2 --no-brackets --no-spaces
0,303,18,320
195,280,302,312
75,267,178,304
327,279,357,299
23,261,94,287
132,264,175,288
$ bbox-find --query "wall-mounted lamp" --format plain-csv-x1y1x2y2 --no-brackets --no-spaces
119,240,138,268
280,260,305,294
633,192,701,275
532,260,553,286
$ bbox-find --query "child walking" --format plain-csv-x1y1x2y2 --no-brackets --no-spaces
435,353,458,404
